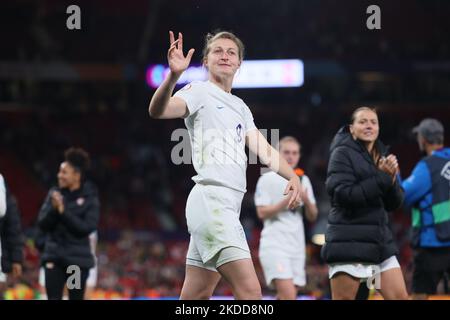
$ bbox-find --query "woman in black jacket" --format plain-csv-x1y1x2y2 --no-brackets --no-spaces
321,107,408,300
37,147,99,300
0,185,24,290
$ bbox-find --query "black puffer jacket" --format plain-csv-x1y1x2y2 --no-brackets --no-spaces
37,181,100,269
0,191,24,273
321,126,404,264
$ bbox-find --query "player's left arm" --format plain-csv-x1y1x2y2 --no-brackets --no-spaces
246,129,303,209
302,195,318,222
300,176,318,222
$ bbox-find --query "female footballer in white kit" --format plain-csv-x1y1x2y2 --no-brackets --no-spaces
148,30,303,300
255,136,318,299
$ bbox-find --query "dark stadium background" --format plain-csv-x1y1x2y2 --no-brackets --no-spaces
0,0,449,299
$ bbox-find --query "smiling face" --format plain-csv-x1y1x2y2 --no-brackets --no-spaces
57,161,80,189
204,38,241,79
350,109,379,143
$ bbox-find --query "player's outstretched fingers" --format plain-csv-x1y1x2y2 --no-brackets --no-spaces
178,32,183,52
169,30,175,45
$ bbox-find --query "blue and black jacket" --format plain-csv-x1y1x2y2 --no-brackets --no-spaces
401,147,450,248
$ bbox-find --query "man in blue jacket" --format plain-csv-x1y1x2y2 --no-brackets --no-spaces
402,118,450,299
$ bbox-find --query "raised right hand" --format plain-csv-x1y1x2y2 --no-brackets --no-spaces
167,31,195,76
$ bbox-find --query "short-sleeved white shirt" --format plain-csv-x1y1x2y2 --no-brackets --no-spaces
254,171,316,256
174,81,257,193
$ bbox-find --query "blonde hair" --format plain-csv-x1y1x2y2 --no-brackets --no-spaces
277,136,301,151
350,106,378,124
202,31,245,64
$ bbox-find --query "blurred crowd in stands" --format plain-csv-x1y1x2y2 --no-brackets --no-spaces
1,1,448,63
2,80,449,298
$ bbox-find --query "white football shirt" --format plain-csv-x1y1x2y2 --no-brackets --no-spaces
174,81,257,193
254,171,316,256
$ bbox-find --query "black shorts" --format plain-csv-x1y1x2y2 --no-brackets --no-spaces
412,247,450,294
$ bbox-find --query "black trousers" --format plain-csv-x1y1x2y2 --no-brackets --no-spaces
413,247,450,294
44,262,89,300
355,282,370,300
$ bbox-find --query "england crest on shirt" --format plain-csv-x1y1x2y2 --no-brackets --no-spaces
235,124,243,143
